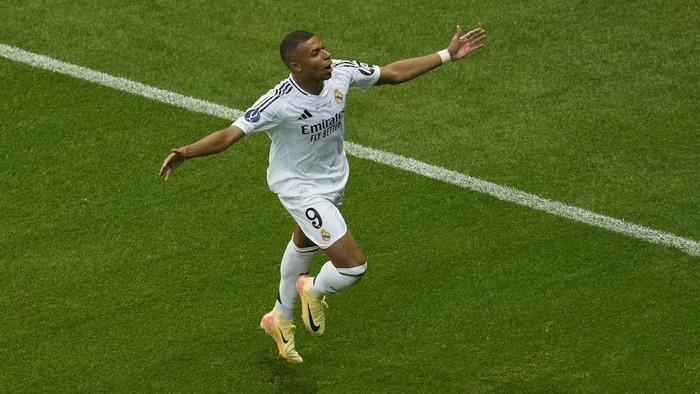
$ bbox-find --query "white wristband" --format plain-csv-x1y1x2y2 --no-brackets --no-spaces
438,49,451,64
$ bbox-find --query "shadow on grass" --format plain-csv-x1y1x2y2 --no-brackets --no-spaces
261,356,319,394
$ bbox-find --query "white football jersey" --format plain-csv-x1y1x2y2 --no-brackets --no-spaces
233,59,380,198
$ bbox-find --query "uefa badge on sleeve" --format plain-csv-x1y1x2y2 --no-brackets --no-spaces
244,108,261,123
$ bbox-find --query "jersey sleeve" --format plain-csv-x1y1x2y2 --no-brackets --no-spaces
232,83,291,135
332,60,381,91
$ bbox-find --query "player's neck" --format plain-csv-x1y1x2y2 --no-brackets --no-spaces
291,74,323,95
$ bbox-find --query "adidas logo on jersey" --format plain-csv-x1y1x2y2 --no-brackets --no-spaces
297,109,313,120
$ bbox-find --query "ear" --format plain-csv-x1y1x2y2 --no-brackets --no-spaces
290,61,302,73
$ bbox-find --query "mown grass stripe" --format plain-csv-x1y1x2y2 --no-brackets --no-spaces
2,42,697,257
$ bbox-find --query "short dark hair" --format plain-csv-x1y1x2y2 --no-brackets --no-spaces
280,30,315,65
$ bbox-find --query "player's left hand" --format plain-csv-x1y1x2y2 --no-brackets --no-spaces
447,25,486,61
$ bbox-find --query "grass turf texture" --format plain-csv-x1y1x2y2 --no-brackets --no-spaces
1,0,698,392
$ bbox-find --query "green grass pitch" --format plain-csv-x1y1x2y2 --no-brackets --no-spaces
1,0,698,392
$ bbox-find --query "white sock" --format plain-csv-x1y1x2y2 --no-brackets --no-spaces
311,261,367,296
274,239,318,320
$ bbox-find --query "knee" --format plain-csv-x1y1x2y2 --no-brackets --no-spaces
350,251,366,268
326,231,366,268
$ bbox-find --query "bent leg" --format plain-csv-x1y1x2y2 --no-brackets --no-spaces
324,230,365,268
294,226,369,336
310,230,367,296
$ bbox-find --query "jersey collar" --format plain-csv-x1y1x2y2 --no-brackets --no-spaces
289,74,326,96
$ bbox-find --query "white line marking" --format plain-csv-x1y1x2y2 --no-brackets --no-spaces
0,43,241,120
2,43,698,257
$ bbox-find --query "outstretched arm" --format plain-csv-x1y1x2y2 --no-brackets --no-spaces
376,25,486,85
159,125,245,181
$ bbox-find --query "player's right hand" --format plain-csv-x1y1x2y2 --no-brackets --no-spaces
159,149,186,181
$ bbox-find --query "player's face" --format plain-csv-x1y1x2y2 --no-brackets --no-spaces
294,36,332,80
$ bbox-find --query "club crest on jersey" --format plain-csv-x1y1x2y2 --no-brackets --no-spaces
333,88,343,103
320,229,331,241
244,108,261,123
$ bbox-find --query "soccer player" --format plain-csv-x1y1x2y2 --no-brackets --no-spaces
159,25,486,363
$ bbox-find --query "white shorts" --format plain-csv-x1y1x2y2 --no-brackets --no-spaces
279,192,347,249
